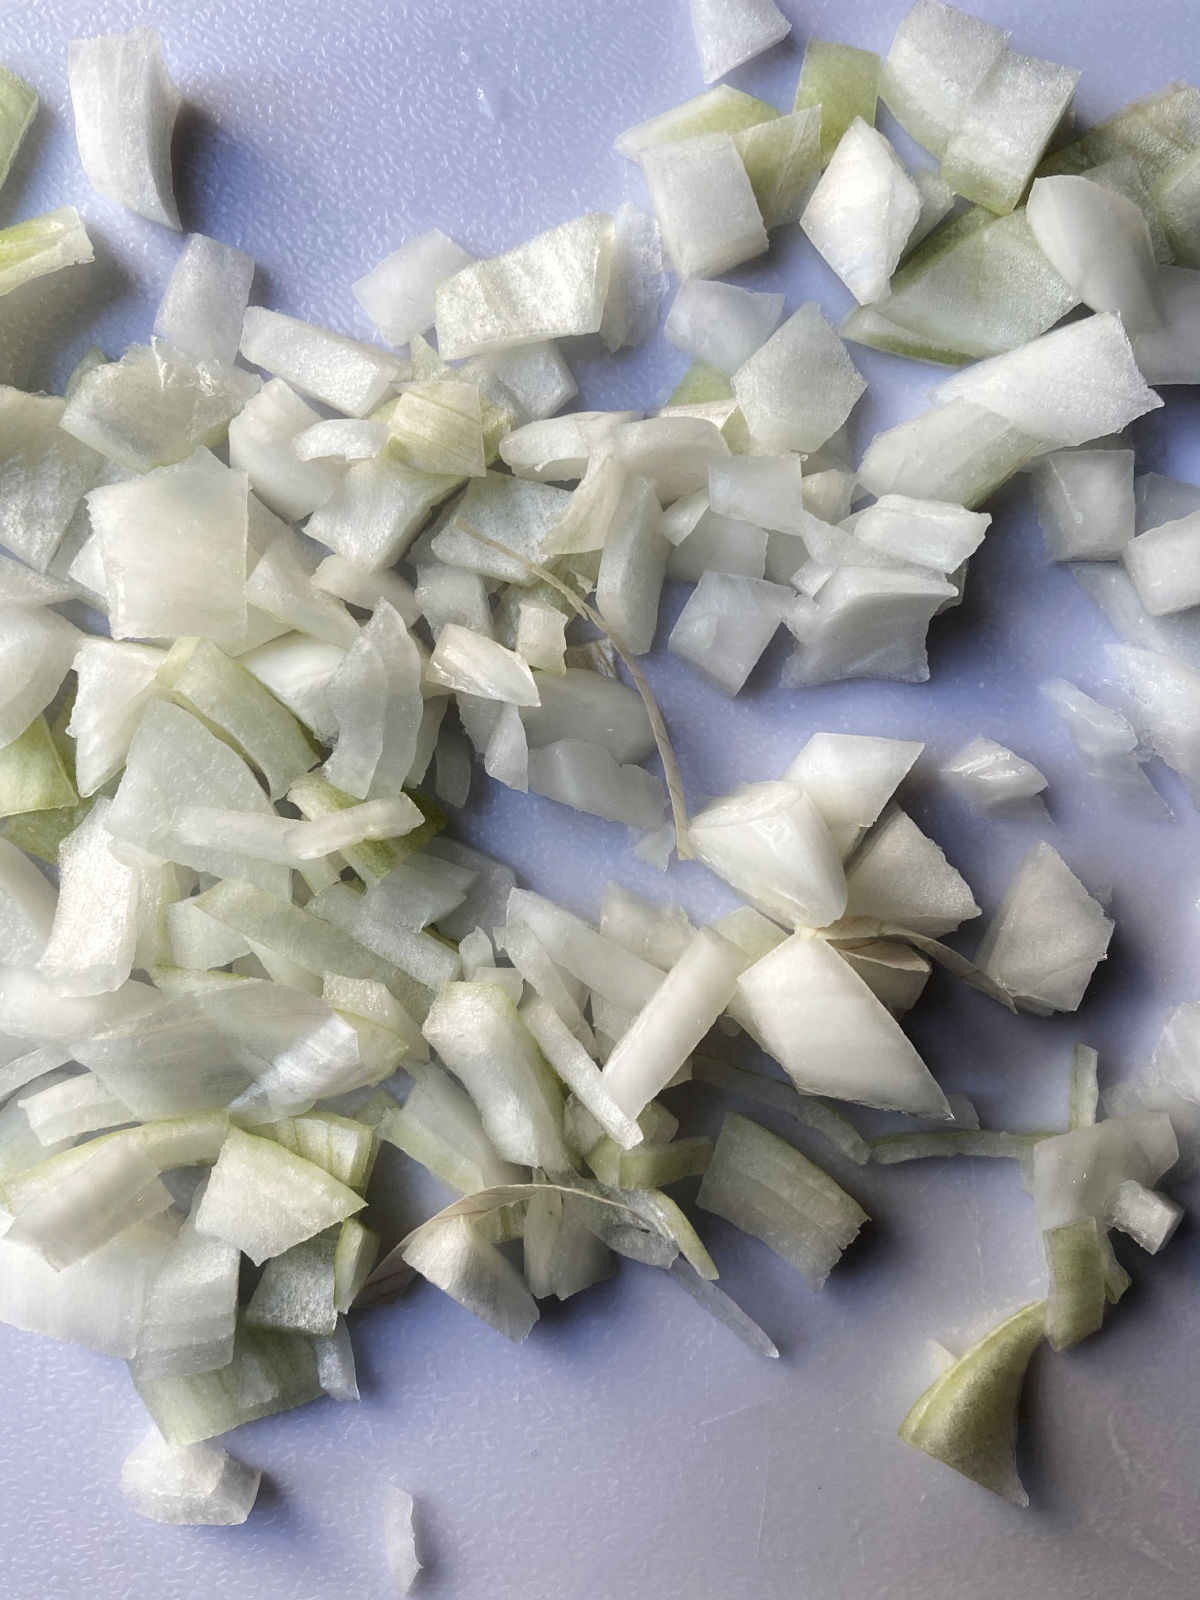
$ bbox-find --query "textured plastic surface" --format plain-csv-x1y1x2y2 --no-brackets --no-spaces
3,2,1200,1598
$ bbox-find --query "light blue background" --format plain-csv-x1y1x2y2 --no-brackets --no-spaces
2,1,1200,1596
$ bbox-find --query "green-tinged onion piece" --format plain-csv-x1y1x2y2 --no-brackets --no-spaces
899,1300,1046,1505
1043,1217,1107,1351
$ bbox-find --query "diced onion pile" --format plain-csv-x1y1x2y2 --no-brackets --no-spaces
2,0,1200,1568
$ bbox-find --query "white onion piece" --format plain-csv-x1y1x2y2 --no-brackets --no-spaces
522,997,642,1150
133,1326,322,1446
940,737,1048,812
732,303,866,453
934,314,1161,447
586,415,730,506
35,800,138,998
668,506,767,582
383,1485,422,1597
737,932,949,1116
1029,448,1135,561
435,214,614,360
527,739,665,832
1132,265,1200,385
245,1232,339,1336
521,669,654,764
601,930,747,1121
464,340,578,424
978,841,1113,1014
376,1066,522,1194
155,234,255,365
227,379,342,521
940,49,1079,216
0,206,94,298
325,602,424,799
697,1111,866,1287
595,473,668,656
0,1209,175,1357
121,1429,260,1527
417,564,494,637
854,495,989,573
294,418,388,466
507,889,662,1012
879,0,1009,159
0,606,78,748
858,399,1042,509
598,203,667,353
1105,1178,1182,1254
1111,644,1200,805
430,472,571,584
802,120,921,305
783,565,955,688
0,836,56,966
318,881,460,990
0,387,103,572
1041,679,1164,816
314,1316,360,1401
600,887,694,973
639,132,768,280
240,307,406,417
60,341,260,474
388,380,486,478
194,1127,364,1265
689,780,847,929
426,624,540,706
68,27,180,228
733,104,824,230
613,86,779,162
1123,512,1200,616
353,228,473,346
688,0,790,83
246,526,360,649
6,1136,172,1269
403,1212,539,1343
108,700,290,896
312,554,418,625
68,638,165,797
1033,1113,1178,1233
0,556,77,609
785,732,923,858
132,1201,240,1380
845,805,980,935
664,279,784,376
87,449,248,644
707,454,804,536
359,856,476,934
668,571,790,696
0,968,157,1049
1026,176,1160,332
422,982,567,1171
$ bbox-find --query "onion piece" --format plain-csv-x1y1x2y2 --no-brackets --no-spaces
353,228,473,346
939,737,1048,813
194,1126,364,1265
667,1256,778,1358
155,235,256,366
0,64,36,191
240,307,406,418
598,203,667,353
898,1299,1045,1506
802,120,921,305
132,1199,240,1380
687,0,790,85
933,313,1161,447
0,387,102,572
0,607,79,749
435,214,614,360
689,780,847,929
879,0,1009,161
1104,1178,1182,1254
697,1111,867,1287
939,49,1079,216
1033,1112,1178,1233
61,341,260,473
1030,448,1135,562
383,1485,422,1597
639,132,768,280
732,303,865,453
1026,176,1160,332
601,930,748,1121
422,982,567,1171
615,87,779,162
133,1325,322,1446
795,38,881,165
121,1429,261,1526
871,1129,1039,1163
0,206,94,296
1043,1218,1107,1351
736,931,951,1117
977,841,1113,1014
68,27,180,228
